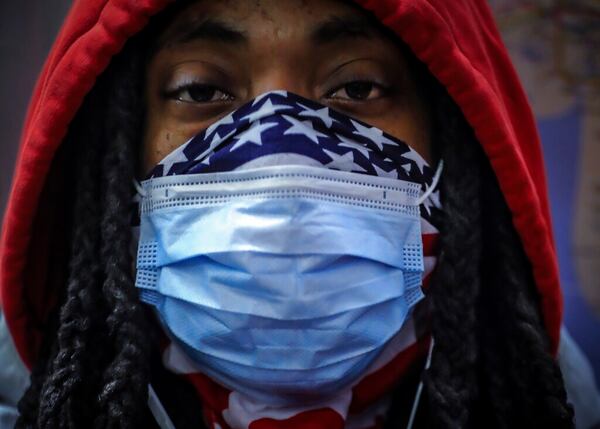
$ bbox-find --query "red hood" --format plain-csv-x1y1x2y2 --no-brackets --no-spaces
0,0,562,370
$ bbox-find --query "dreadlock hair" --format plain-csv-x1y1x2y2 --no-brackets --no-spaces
381,47,575,429
15,31,148,429
16,2,575,429
16,2,212,427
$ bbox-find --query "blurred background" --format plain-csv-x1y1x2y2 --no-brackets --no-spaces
489,0,600,379
0,0,72,216
0,0,599,378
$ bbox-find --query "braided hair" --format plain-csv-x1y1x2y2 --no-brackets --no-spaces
16,30,152,429
391,52,575,428
16,3,574,428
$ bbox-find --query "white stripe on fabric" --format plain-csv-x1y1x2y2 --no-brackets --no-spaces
420,217,438,234
222,390,352,429
423,256,437,278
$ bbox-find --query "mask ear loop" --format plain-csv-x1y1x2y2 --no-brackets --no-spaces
406,336,435,429
133,179,147,219
133,179,147,198
415,160,444,206
148,384,177,429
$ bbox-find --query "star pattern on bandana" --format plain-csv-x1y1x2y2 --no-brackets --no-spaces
160,142,193,176
251,89,288,107
241,98,292,123
147,90,440,225
297,103,337,128
335,133,372,159
229,121,278,152
372,163,398,179
350,119,399,151
205,112,235,140
201,155,211,165
401,148,428,174
190,129,237,164
323,148,367,172
282,115,328,143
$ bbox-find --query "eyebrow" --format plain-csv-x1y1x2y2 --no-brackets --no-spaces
171,18,248,45
164,14,379,49
310,15,377,45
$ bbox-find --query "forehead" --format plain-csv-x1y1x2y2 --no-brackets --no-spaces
157,0,391,49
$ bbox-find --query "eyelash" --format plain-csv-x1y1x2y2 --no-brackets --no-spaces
163,82,234,104
163,79,391,104
324,79,391,102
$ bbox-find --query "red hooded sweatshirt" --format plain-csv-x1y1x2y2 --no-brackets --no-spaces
0,0,565,426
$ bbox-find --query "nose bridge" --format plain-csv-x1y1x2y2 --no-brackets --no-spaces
251,71,308,99
250,54,313,99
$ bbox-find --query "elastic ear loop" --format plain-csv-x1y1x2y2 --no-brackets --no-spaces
133,179,147,197
406,160,441,427
407,336,435,429
415,160,444,206
148,384,176,429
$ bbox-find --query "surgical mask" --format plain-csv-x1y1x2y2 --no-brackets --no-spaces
134,90,443,406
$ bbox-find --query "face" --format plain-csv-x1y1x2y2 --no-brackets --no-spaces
142,0,431,175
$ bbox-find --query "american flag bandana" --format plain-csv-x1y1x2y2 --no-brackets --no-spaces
138,90,442,429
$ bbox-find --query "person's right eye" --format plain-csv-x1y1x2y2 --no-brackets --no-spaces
164,82,235,104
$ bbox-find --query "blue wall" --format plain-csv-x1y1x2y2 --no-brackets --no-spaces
539,97,600,379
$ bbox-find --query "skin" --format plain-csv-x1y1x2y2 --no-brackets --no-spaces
142,0,432,175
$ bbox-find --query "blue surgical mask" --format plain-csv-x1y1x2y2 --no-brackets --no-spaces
134,91,443,405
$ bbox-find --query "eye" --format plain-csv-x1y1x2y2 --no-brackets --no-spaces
165,83,234,104
326,81,388,102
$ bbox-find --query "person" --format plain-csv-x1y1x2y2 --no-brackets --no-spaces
1,0,599,428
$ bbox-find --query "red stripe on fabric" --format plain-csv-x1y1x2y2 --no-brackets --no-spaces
421,233,439,256
421,272,431,292
350,336,431,413
249,408,345,429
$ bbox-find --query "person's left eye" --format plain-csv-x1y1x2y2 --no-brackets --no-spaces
325,80,389,102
